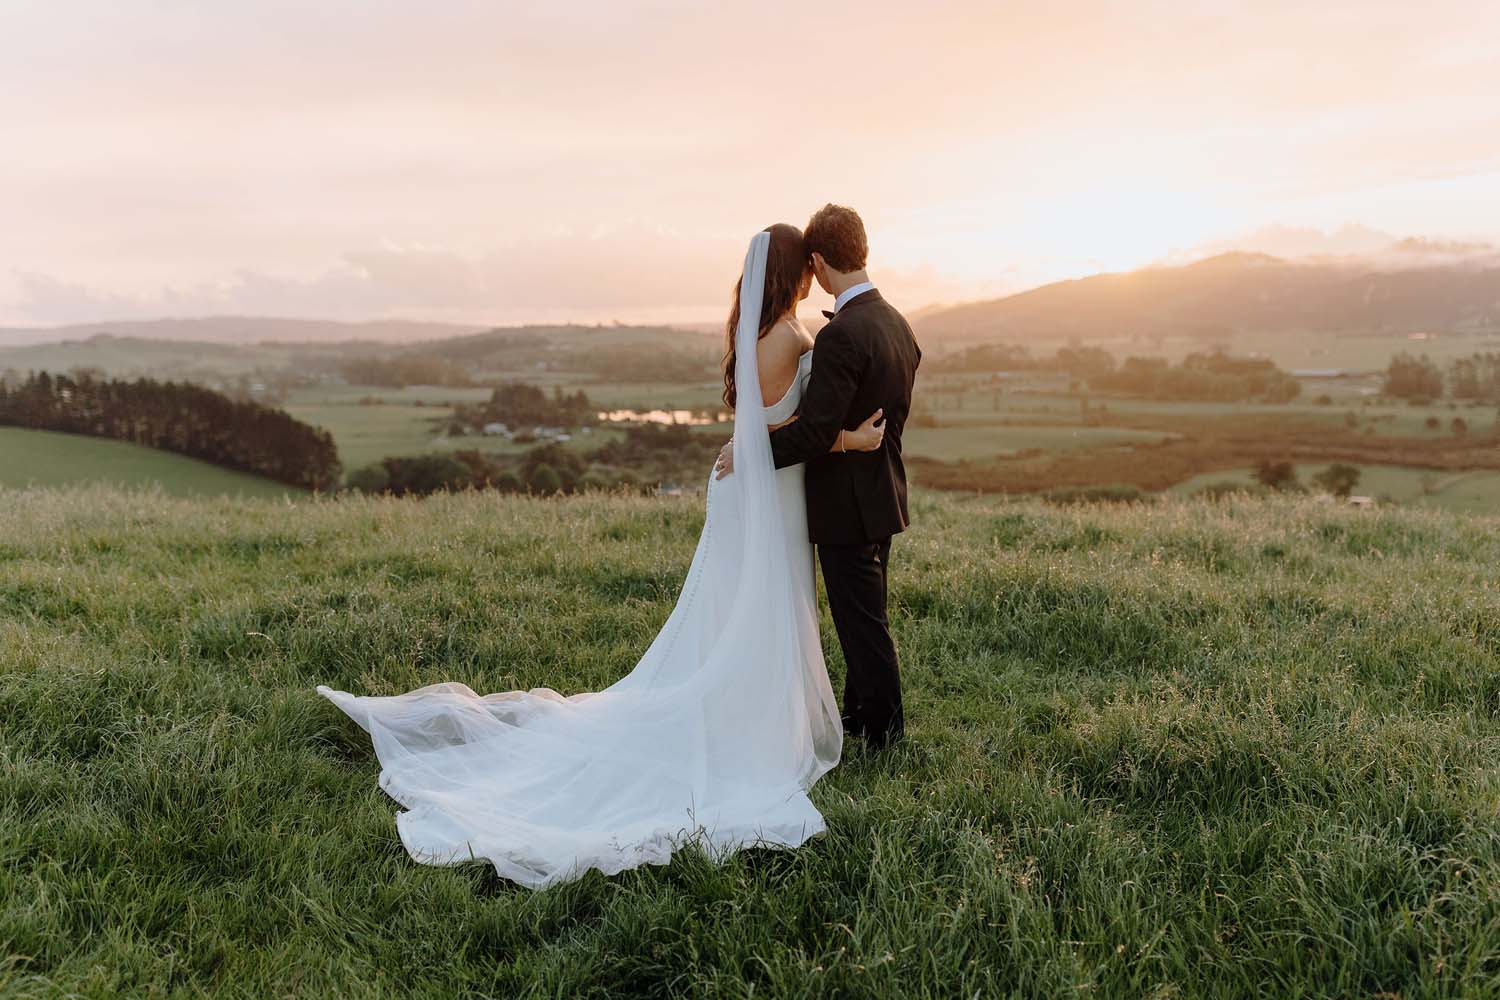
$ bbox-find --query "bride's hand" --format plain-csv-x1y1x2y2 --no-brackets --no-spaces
842,409,885,452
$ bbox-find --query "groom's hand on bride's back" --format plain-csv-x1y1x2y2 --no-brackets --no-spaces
715,440,734,479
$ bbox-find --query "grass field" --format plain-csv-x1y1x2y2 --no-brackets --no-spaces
285,399,624,471
0,428,299,499
1170,463,1500,513
282,401,472,469
285,388,653,471
3,487,1499,997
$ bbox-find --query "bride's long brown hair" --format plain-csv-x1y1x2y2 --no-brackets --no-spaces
721,223,810,409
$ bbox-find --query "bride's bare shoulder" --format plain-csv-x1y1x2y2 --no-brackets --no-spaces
756,318,805,404
757,317,805,368
787,316,816,351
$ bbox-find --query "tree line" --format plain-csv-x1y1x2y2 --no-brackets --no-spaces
339,357,476,388
1384,352,1500,401
929,343,1116,377
0,371,341,491
932,344,1301,403
346,426,721,497
1089,352,1302,403
452,383,596,432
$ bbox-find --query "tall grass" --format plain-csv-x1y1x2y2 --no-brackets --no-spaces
3,485,1498,997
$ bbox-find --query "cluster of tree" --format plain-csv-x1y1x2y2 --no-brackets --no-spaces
1423,415,1471,434
585,424,723,486
1090,352,1301,403
339,357,476,388
1252,460,1361,497
348,445,654,496
1384,352,1500,402
347,446,599,496
1450,353,1500,400
929,343,1032,373
929,343,1117,377
0,371,341,490
1382,353,1445,400
455,383,596,431
578,345,714,382
345,425,724,498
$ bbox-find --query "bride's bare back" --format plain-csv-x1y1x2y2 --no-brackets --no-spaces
758,316,815,429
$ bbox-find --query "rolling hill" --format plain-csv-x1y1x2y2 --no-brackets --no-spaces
0,316,487,349
0,323,721,382
916,252,1500,344
0,426,301,498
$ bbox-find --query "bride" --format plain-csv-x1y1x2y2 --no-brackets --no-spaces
317,224,887,888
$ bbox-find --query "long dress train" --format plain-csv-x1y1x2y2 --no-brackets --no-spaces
316,233,842,887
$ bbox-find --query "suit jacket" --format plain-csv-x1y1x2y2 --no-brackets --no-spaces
769,289,921,544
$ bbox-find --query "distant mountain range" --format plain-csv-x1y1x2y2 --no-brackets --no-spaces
9,233,1500,354
1158,223,1500,268
916,250,1500,344
0,316,489,349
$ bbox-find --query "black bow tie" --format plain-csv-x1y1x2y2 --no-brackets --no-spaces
821,310,836,320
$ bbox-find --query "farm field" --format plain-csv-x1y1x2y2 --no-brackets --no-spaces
903,423,1175,461
916,378,1495,436
285,399,628,471
3,487,1499,997
282,401,476,470
283,384,495,407
560,378,726,411
11,327,1500,506
0,427,299,499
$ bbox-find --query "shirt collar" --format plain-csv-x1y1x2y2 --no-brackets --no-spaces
833,281,876,314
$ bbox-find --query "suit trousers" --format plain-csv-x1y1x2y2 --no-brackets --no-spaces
818,537,904,747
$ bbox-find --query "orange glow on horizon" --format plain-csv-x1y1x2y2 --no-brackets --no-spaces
1,0,1497,326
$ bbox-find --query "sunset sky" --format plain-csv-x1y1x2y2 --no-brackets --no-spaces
3,0,1498,327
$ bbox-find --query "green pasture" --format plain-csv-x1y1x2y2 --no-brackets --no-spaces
1169,463,1500,513
284,403,463,470
3,488,1499,996
0,427,298,499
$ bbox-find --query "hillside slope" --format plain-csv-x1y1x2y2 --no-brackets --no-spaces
3,488,1498,997
0,316,486,348
918,252,1500,342
0,427,301,498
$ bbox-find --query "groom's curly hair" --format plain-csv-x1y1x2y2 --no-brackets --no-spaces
804,204,868,273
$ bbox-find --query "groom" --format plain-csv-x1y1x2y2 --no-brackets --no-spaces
720,204,921,749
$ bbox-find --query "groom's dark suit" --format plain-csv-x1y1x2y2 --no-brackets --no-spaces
769,288,920,747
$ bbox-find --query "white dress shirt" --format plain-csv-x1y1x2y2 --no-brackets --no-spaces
833,281,876,314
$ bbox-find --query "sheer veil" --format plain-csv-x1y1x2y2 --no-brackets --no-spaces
316,230,841,888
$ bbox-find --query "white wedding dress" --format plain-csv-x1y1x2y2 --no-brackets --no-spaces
317,233,842,888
